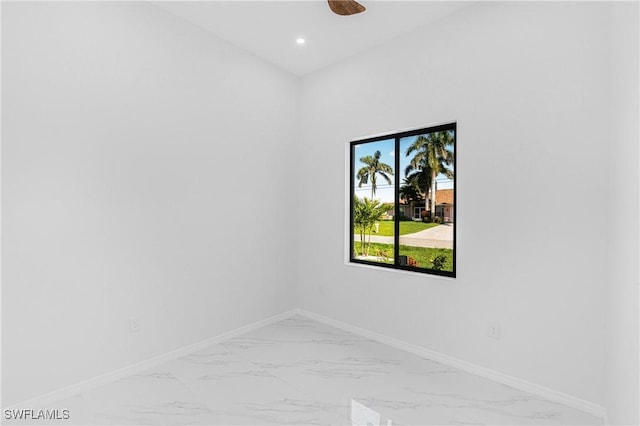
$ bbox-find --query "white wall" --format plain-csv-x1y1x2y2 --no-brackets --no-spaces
606,3,639,425
1,2,298,406
3,0,637,417
298,2,612,406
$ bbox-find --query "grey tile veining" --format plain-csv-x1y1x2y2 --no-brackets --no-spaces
5,315,602,425
79,369,218,425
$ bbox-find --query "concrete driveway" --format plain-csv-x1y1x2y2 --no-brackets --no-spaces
355,223,454,249
399,223,453,249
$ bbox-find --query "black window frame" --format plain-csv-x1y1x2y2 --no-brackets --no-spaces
349,122,457,278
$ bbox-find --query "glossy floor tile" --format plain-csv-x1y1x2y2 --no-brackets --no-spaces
5,315,602,425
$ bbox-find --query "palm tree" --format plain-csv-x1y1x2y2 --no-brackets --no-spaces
404,160,432,219
399,178,421,205
353,197,392,257
399,178,423,220
405,131,454,219
356,150,393,199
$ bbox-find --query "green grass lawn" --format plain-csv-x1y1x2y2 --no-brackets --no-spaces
373,220,439,236
353,242,453,272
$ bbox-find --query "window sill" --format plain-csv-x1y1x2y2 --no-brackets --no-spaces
344,260,456,281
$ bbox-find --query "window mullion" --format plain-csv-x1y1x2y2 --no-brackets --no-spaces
394,137,400,266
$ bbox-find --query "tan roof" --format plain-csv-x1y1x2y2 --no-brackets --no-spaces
435,189,454,205
399,188,454,206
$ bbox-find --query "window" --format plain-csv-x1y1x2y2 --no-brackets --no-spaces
350,123,456,277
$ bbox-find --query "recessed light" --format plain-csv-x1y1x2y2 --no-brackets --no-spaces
296,38,305,45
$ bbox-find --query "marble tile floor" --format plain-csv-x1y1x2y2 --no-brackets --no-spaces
5,315,602,425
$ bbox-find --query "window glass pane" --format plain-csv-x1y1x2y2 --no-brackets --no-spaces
352,139,395,265
398,130,455,272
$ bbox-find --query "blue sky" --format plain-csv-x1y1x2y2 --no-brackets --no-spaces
353,133,454,203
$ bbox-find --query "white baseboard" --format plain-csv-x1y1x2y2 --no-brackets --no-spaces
5,307,608,423
4,309,298,410
295,308,607,421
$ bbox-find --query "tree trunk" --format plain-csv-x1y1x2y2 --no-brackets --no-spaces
424,184,429,219
430,173,437,220
371,176,375,199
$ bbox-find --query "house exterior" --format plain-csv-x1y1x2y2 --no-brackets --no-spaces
397,189,454,223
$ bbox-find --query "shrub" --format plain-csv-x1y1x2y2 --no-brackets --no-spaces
376,249,390,262
434,216,443,224
421,210,432,223
431,255,447,270
397,213,412,221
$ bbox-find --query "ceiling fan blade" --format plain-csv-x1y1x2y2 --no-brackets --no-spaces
328,0,366,16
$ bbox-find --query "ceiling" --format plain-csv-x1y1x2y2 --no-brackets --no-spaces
152,1,474,76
